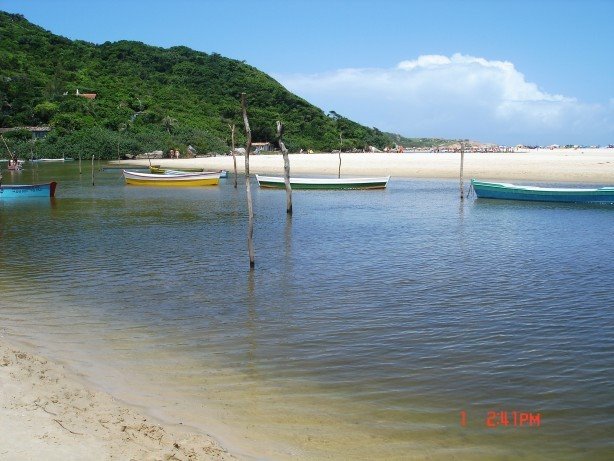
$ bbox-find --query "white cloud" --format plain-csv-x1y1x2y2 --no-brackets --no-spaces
275,54,613,145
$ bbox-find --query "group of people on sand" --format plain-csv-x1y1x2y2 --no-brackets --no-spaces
169,148,180,159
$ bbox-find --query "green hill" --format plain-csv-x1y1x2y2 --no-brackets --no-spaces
0,11,450,159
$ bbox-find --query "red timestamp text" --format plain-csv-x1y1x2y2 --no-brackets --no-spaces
460,410,541,428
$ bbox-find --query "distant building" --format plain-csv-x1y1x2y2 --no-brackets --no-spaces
251,142,271,153
75,88,97,100
0,126,51,139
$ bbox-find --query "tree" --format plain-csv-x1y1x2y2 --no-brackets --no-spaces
33,102,58,123
162,115,177,134
0,11,450,159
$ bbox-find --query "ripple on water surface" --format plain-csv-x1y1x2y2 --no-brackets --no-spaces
1,165,613,460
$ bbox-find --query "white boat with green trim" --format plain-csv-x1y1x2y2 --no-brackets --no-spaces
255,175,390,190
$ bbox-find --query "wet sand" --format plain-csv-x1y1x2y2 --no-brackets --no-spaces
0,338,234,461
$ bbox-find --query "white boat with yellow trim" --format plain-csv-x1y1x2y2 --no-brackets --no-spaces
123,170,220,186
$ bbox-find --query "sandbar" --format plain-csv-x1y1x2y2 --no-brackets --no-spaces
121,148,614,183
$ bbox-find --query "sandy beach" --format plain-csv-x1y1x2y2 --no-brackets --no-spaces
0,338,234,461
122,148,614,183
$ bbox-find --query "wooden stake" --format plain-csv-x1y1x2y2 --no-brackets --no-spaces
338,132,343,178
277,120,292,215
91,155,95,186
241,93,255,269
79,155,82,175
229,123,238,188
1,135,11,157
459,142,465,200
118,123,126,164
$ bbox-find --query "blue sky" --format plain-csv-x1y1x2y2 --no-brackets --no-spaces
2,0,613,145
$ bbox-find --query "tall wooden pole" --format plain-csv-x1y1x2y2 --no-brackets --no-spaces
79,155,82,175
241,93,255,269
338,132,343,178
229,123,238,189
118,123,126,164
1,135,11,157
91,155,95,186
277,120,292,215
459,142,465,200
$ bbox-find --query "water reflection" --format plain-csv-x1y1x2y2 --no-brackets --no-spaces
245,270,258,377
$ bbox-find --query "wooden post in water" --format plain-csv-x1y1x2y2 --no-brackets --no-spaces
241,93,255,269
338,132,343,178
79,155,82,175
229,123,238,189
118,123,126,164
459,142,465,200
1,134,11,158
91,155,95,186
277,120,292,215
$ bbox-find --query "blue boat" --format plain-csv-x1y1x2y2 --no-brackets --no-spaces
0,181,58,198
471,179,614,204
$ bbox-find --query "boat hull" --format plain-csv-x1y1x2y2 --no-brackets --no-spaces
256,175,390,190
0,182,57,198
471,180,614,203
150,167,228,178
123,170,220,186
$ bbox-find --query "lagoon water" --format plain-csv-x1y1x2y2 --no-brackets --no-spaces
1,163,613,460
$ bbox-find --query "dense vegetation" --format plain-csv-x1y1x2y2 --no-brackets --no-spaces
0,12,451,159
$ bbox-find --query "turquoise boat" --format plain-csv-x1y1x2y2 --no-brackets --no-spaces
471,179,614,204
0,181,57,198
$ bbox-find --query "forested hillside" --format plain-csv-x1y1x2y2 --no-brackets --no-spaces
0,12,449,159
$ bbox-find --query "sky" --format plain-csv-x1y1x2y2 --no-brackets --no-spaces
1,0,613,145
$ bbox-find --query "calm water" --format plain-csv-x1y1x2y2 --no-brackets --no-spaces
1,162,613,460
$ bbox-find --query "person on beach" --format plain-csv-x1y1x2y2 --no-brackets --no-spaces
169,149,175,159
8,152,19,170
175,149,180,159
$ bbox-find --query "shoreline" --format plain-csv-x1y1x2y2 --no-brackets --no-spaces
117,148,614,183
0,335,235,461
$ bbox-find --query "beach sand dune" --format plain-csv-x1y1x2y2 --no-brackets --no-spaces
0,339,234,461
